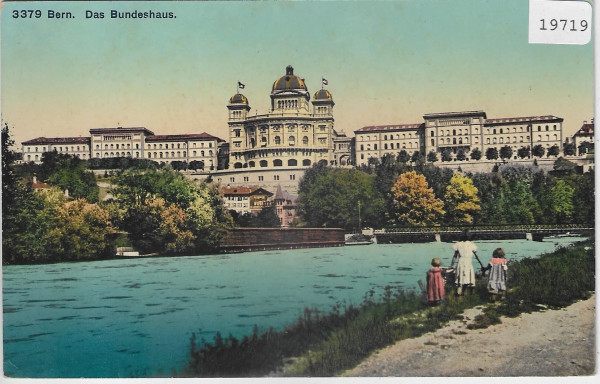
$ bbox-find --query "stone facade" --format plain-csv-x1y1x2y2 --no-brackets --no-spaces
354,111,565,166
226,66,344,171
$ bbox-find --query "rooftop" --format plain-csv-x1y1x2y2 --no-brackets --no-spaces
574,122,594,136
146,133,225,142
22,136,90,145
222,186,273,196
89,126,155,136
355,124,423,133
485,115,563,125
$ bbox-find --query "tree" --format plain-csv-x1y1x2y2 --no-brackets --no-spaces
45,199,115,260
470,148,482,160
367,157,380,167
547,145,560,157
455,149,466,161
125,197,194,254
396,150,410,164
171,161,188,171
391,171,444,227
517,146,531,159
498,180,538,224
485,147,498,160
578,141,593,155
441,149,452,162
443,173,480,225
411,151,424,164
254,206,281,227
189,160,205,171
549,180,574,224
563,142,576,156
572,171,594,225
499,146,513,161
297,168,385,230
426,151,438,163
532,144,546,158
2,124,20,216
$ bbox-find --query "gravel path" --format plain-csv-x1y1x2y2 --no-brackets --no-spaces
344,295,596,377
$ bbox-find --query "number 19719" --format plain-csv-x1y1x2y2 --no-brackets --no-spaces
540,19,588,32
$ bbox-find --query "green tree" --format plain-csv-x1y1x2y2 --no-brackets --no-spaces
455,149,467,161
549,179,574,224
391,171,444,227
411,151,424,164
396,150,410,164
443,173,480,225
571,171,594,225
426,151,438,163
563,142,576,156
578,141,593,155
297,168,385,230
485,147,499,160
440,149,452,162
499,180,538,224
517,146,531,159
547,145,560,157
499,145,513,161
254,206,281,228
532,144,546,158
470,148,482,160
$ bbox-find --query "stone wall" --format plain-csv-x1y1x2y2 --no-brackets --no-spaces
220,227,345,252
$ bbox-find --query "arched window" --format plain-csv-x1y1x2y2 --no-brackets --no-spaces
288,136,295,145
431,139,435,146
260,160,268,167
303,136,309,145
234,162,243,168
384,135,388,140
273,159,283,167
275,136,281,145
360,145,364,151
248,161,255,167
201,150,205,156
288,159,297,166
303,159,311,166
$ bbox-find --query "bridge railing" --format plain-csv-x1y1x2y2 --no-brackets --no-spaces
378,223,592,234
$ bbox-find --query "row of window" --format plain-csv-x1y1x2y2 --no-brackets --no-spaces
226,174,297,183
27,146,89,152
359,132,417,141
233,159,313,168
146,150,213,159
359,142,419,151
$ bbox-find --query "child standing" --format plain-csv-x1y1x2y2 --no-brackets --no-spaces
426,258,445,305
485,248,508,300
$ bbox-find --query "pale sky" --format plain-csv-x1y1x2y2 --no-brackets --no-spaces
1,0,594,147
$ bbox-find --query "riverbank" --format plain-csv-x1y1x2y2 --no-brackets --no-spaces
344,294,596,376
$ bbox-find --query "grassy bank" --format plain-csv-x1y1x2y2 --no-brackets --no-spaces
182,239,594,377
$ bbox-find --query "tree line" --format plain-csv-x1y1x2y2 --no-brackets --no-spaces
296,153,593,230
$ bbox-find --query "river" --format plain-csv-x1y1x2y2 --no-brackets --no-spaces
2,237,582,377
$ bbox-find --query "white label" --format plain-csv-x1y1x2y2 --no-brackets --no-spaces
529,0,592,45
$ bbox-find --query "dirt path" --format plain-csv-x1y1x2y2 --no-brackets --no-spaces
344,295,596,377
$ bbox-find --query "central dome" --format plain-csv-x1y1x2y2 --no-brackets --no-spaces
272,65,307,92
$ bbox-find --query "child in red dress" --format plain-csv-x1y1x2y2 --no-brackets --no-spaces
426,258,445,305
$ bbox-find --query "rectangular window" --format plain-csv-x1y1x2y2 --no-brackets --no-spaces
230,177,235,182
258,176,264,181
243,177,249,182
274,175,279,181
290,175,295,180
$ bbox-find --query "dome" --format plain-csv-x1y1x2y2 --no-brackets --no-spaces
271,65,308,92
229,93,249,105
314,89,333,101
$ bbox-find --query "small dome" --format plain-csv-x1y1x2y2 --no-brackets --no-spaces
272,65,308,92
229,93,249,105
314,89,333,101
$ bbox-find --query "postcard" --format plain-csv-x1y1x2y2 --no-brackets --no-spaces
1,0,596,380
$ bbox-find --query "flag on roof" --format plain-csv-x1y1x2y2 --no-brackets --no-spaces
322,78,328,85
238,81,245,89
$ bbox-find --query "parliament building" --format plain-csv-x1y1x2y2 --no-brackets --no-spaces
21,65,577,195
